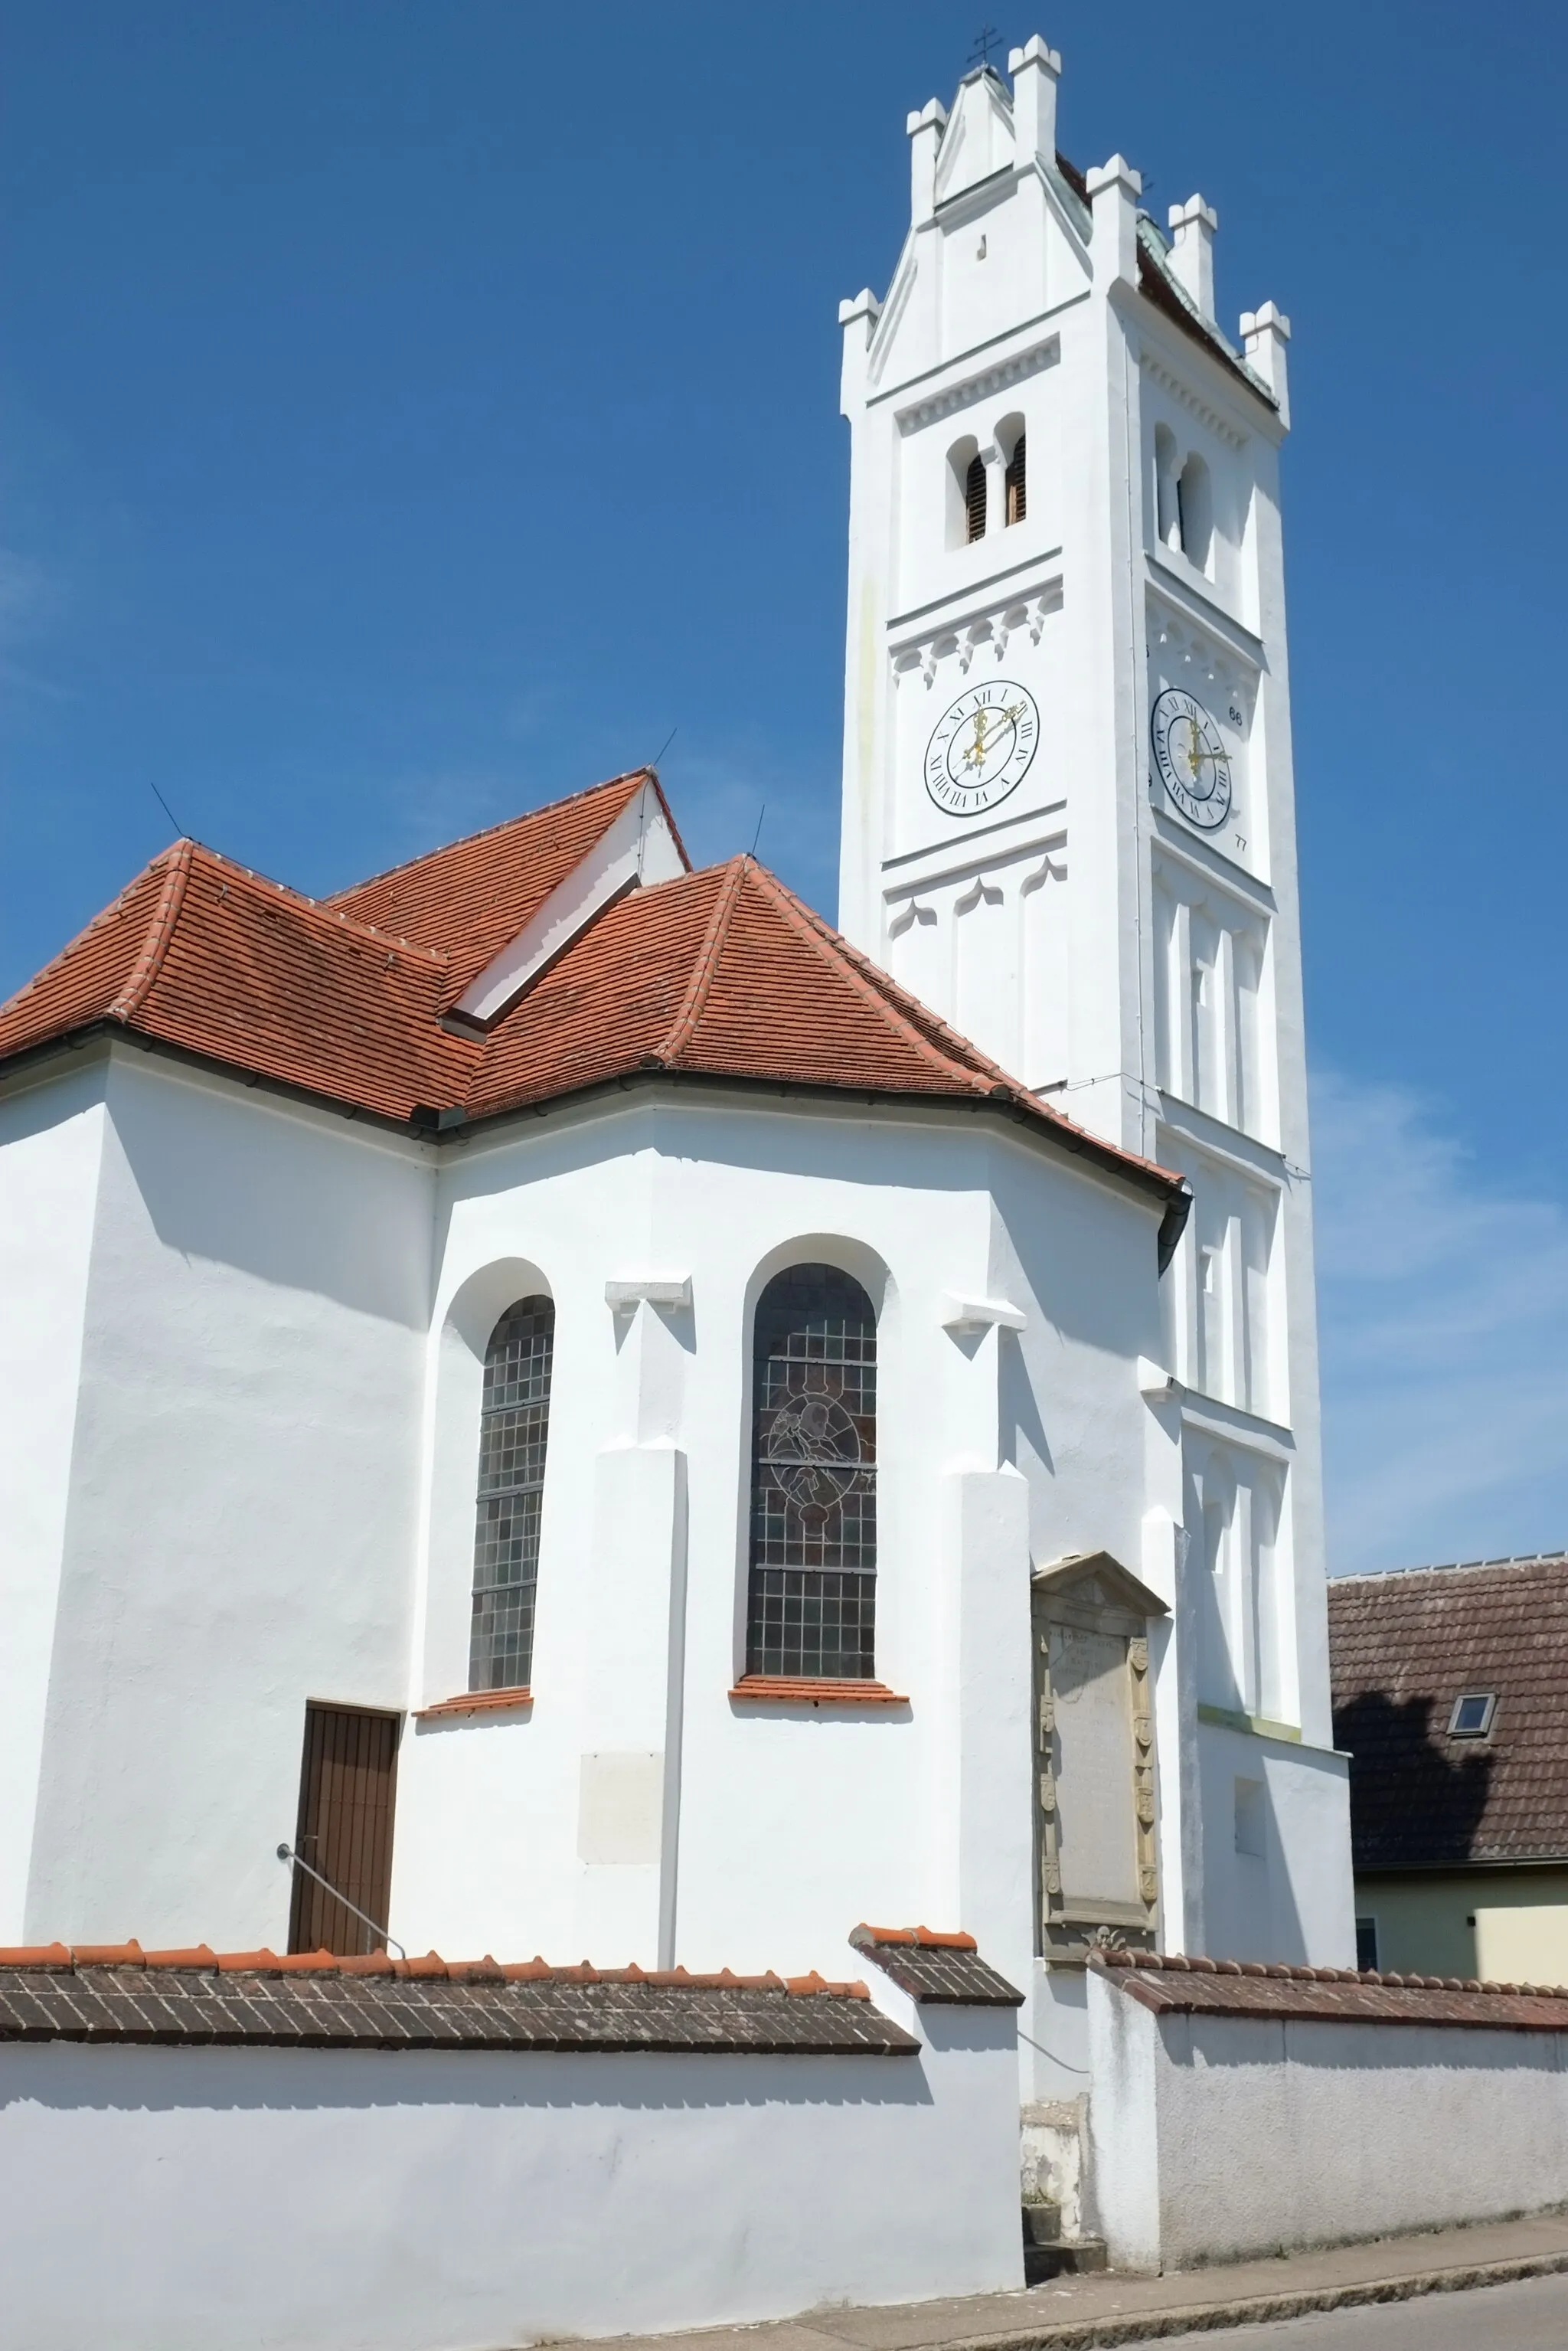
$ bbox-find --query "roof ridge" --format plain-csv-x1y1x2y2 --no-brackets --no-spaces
0,844,175,1022
325,769,655,904
106,839,196,1024
655,860,748,1067
742,862,991,1094
1332,1554,1568,1585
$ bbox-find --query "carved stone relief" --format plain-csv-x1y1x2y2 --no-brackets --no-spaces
1031,1552,1165,1964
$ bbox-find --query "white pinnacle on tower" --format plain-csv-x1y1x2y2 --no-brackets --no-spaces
837,41,1348,1977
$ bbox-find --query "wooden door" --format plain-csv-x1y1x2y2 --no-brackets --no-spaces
288,1704,400,1956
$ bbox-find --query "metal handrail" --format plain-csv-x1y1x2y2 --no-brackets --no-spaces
276,1842,407,1959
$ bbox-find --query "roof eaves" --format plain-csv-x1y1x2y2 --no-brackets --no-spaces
0,1021,432,1138
451,1062,1190,1230
773,875,1189,1219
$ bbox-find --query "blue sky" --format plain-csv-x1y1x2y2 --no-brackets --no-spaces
4,1,1565,1571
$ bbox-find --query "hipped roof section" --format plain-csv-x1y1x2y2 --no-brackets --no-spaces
0,773,1186,1221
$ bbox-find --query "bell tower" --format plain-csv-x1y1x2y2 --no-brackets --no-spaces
838,39,1344,1960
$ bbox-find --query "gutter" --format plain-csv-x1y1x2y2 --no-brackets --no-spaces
2,1022,1192,1270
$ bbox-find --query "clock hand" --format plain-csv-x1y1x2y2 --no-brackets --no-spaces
963,710,994,770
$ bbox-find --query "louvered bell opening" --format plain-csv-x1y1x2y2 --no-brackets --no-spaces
965,454,988,544
1005,433,1027,525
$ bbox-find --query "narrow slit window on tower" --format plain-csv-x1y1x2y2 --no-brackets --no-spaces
1177,451,1213,574
469,1295,555,1693
965,453,988,543
746,1264,877,1680
1004,431,1027,525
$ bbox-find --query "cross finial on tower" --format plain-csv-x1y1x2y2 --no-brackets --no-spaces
968,24,1002,70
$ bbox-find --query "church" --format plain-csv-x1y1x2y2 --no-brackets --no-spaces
0,38,1364,2329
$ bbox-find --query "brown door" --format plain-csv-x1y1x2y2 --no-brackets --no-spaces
288,1704,400,1956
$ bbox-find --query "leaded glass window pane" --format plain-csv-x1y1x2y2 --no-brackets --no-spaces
746,1264,877,1680
469,1296,554,1692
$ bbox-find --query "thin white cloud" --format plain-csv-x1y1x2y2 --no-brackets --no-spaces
1312,1068,1568,1574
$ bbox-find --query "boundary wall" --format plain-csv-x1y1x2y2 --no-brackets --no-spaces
0,1938,1023,2351
1089,1950,1568,2271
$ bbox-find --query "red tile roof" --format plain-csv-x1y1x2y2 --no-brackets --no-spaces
0,838,476,1123
325,768,680,994
1329,1557,1568,1870
0,1939,867,1995
0,777,1185,1215
1095,1947,1568,2024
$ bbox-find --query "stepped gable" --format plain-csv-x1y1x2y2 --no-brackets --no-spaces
0,837,476,1122
1051,144,1272,407
1329,1555,1568,1870
1135,219,1268,401
0,1941,915,2055
325,768,677,996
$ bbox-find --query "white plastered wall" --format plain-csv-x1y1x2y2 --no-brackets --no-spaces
393,1084,1169,2017
837,47,1350,1972
21,1048,434,1949
0,1061,107,1938
0,1990,1022,2351
1089,1964,1568,2271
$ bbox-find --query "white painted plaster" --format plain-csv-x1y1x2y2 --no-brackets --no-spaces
455,778,684,1026
21,1048,433,1950
394,1084,1169,1991
0,1062,106,1937
1089,1964,1568,2271
838,38,1349,1958
0,1990,1022,2350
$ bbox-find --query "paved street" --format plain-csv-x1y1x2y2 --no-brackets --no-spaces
1171,2271,1568,2347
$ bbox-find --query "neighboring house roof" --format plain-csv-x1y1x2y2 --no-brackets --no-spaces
1329,1555,1568,1870
0,776,1188,1228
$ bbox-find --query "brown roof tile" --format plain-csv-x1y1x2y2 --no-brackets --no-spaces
851,1925,1023,2006
1095,1946,1568,2029
0,778,1185,1218
325,768,680,994
1328,1557,1568,1870
0,1944,910,2053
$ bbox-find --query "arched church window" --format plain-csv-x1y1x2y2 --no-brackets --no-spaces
1004,430,1027,525
746,1264,877,1680
469,1296,555,1692
1154,423,1181,550
965,453,988,543
1177,452,1213,574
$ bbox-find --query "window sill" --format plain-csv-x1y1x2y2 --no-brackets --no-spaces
728,1676,909,1709
415,1687,532,1721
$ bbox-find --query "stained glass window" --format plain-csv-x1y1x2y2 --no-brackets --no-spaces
746,1264,877,1680
469,1296,554,1692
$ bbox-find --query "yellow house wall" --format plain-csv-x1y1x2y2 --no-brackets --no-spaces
1355,1869,1568,1980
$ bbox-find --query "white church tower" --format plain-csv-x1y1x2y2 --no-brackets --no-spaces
838,40,1341,1957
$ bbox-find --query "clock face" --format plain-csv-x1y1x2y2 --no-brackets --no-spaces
924,681,1040,818
1150,688,1233,832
